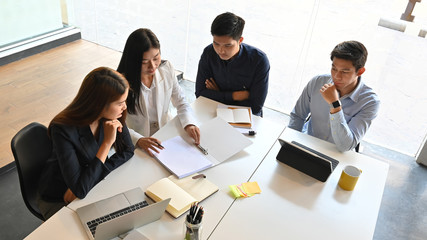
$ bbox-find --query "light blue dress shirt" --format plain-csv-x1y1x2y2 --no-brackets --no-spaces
288,74,380,152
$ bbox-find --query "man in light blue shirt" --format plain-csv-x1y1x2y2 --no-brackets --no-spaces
288,41,380,152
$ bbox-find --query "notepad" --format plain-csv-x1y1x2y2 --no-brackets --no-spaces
216,104,252,128
145,174,219,218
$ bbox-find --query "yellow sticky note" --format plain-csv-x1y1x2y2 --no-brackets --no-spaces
242,182,261,194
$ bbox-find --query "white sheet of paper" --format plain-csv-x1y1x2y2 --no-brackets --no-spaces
153,136,213,178
153,117,252,178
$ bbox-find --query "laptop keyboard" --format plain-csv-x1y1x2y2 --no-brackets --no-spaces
86,200,149,237
291,141,339,169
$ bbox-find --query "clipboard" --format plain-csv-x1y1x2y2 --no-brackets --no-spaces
153,117,253,178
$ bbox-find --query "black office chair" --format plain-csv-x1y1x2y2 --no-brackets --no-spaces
355,143,360,153
11,122,52,221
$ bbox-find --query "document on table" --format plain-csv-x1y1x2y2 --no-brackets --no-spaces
153,117,253,178
153,136,212,178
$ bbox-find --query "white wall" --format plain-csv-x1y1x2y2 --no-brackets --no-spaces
72,0,189,73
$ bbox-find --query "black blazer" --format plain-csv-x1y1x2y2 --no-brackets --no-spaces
38,122,134,202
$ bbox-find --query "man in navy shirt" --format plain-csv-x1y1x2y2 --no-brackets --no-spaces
195,12,270,116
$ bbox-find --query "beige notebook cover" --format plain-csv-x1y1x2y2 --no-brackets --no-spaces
145,174,219,218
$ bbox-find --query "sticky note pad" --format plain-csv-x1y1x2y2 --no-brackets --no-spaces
229,181,261,198
229,185,245,198
242,182,261,194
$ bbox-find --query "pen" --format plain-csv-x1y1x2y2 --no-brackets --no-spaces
195,207,204,224
192,174,206,179
156,142,164,148
186,202,204,224
197,144,208,155
189,202,196,217
192,203,200,223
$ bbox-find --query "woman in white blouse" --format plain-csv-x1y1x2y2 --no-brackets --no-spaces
117,28,200,156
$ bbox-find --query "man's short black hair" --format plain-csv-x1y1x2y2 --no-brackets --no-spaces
330,41,368,71
211,12,245,41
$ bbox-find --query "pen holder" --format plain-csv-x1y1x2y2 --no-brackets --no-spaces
184,220,203,240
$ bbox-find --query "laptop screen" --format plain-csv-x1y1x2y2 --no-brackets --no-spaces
75,187,170,240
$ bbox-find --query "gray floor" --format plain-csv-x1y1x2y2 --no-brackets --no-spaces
0,164,43,240
2,79,426,240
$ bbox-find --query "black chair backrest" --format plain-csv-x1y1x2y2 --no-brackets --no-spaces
11,122,52,221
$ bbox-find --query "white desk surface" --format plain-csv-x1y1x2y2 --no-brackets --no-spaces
209,127,389,240
25,97,286,240
24,207,87,240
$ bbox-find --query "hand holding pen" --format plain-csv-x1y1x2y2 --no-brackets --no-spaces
136,137,164,157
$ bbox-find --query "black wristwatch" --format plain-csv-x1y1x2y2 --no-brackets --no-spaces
329,100,341,109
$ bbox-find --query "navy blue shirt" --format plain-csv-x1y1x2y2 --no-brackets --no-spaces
195,43,270,116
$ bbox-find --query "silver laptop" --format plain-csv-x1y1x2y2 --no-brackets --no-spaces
76,187,170,240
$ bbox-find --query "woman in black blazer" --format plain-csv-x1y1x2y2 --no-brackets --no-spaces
37,67,134,220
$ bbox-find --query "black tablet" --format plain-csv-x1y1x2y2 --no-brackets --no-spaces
276,139,339,182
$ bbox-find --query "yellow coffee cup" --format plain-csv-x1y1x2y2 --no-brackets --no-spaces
338,165,362,191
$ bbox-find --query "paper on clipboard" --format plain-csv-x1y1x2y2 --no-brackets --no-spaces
153,136,213,178
153,117,253,178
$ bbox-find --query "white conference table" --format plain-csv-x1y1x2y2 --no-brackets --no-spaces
25,96,285,240
209,127,389,240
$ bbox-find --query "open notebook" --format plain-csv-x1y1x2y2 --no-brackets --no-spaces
146,173,219,218
153,117,253,178
216,104,252,128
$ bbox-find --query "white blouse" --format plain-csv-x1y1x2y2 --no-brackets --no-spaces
126,60,197,145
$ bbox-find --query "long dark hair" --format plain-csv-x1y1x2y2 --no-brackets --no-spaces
117,28,160,114
49,67,130,152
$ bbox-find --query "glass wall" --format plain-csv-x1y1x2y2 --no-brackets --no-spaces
58,0,427,156
0,0,72,48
